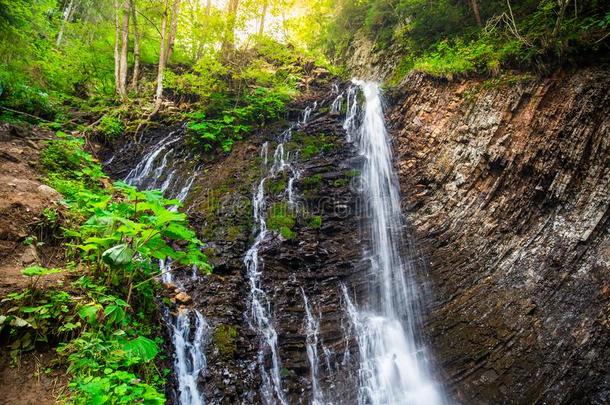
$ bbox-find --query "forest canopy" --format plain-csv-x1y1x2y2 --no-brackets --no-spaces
0,0,608,123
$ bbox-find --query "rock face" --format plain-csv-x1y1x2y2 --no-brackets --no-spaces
387,68,610,403
105,67,610,404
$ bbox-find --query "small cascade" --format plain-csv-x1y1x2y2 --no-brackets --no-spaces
244,102,318,404
300,101,317,126
168,309,210,405
330,92,344,114
302,290,324,405
124,133,180,187
343,86,360,142
244,142,290,405
341,81,444,405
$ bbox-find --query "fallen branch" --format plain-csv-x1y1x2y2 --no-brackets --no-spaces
0,106,52,122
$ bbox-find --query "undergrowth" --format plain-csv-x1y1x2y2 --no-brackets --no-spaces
0,134,210,403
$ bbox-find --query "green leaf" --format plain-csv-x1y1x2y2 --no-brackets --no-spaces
21,266,63,277
122,336,159,362
78,304,101,324
102,244,134,268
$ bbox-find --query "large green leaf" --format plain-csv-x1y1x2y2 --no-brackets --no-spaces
102,244,134,267
78,304,101,325
122,336,159,362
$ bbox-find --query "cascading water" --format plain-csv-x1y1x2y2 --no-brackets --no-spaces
244,102,318,404
169,309,210,405
342,81,445,405
302,289,324,405
121,129,209,404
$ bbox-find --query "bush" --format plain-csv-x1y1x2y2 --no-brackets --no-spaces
96,114,124,140
267,202,296,239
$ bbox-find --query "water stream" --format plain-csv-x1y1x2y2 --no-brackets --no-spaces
111,83,443,404
244,101,317,404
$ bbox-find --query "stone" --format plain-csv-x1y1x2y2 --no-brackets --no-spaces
175,291,192,304
36,184,61,201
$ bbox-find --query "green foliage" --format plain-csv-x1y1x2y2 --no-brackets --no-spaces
267,202,296,239
1,133,210,403
97,114,124,140
40,133,106,199
187,85,294,153
288,132,334,160
0,65,58,120
212,324,238,359
331,0,610,79
308,215,322,229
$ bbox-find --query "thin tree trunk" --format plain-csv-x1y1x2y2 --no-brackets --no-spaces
130,0,140,91
118,0,130,98
552,0,570,39
222,0,240,55
469,0,482,26
165,0,182,64
258,0,268,36
154,0,170,111
56,0,75,47
114,0,121,95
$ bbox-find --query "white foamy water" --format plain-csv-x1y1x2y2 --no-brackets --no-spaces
342,81,445,405
302,289,325,405
170,309,210,405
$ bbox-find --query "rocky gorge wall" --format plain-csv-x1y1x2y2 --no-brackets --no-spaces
388,67,610,403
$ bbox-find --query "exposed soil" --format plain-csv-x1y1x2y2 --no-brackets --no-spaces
0,350,67,404
0,123,68,404
0,124,66,297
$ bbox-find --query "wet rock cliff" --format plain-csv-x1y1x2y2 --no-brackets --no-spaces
103,66,610,404
388,68,610,403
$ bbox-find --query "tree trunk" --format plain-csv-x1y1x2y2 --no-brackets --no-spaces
154,0,170,111
113,0,121,95
552,0,570,39
56,0,76,47
130,0,140,91
118,0,130,98
258,0,268,36
165,0,182,64
222,0,240,55
469,0,482,27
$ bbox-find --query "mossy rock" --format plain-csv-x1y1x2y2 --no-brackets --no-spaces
213,324,238,359
267,202,296,239
308,215,322,229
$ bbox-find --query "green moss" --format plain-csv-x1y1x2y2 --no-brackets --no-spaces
226,225,244,241
301,174,323,188
333,178,349,187
213,325,238,359
267,202,296,239
308,215,322,229
267,177,287,194
290,132,335,160
345,169,360,177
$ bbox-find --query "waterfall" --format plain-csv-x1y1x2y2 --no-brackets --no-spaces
122,129,209,404
244,102,318,404
168,308,210,405
244,141,290,405
343,81,445,405
301,289,324,405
